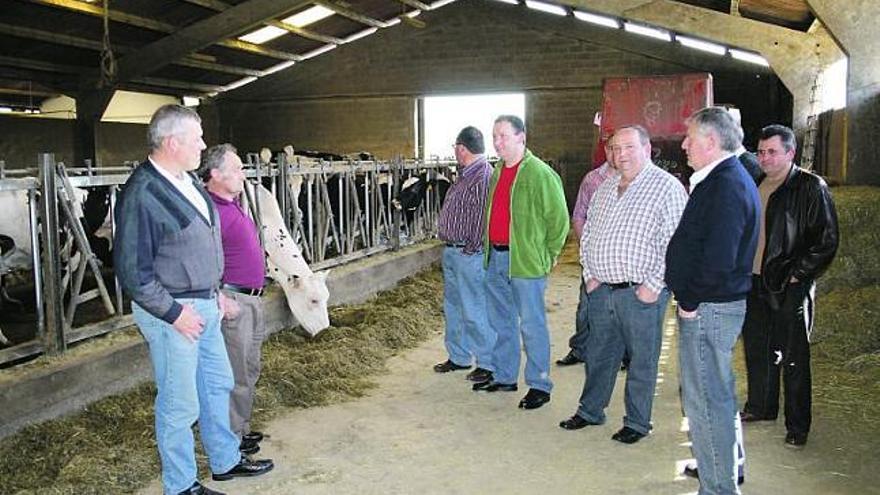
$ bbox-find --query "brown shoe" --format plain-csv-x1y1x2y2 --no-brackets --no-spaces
433,360,472,373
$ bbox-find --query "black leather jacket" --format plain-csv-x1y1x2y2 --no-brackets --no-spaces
759,165,839,308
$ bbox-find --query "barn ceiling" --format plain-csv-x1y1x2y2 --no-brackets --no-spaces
0,0,815,112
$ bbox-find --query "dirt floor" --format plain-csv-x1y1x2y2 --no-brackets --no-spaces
139,243,880,495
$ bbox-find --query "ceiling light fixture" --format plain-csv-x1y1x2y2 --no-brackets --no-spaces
573,10,619,29
344,27,378,43
730,48,770,66
429,0,458,8
262,60,297,75
282,5,335,28
623,22,671,41
525,0,567,16
239,26,286,44
676,35,726,55
300,44,337,61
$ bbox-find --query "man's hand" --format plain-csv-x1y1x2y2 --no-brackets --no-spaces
173,304,205,342
636,284,659,304
219,292,241,320
585,277,601,293
678,307,698,320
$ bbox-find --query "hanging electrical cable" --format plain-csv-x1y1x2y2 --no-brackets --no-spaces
99,0,117,87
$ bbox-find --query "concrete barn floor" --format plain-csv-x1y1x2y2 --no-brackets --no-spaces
140,245,879,495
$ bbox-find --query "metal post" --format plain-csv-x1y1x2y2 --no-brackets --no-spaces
38,153,65,355
277,153,289,232
28,187,45,339
110,185,123,314
392,157,402,251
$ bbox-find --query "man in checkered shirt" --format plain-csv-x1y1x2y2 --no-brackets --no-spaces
558,125,688,445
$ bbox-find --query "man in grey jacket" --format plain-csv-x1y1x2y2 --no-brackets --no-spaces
115,105,272,495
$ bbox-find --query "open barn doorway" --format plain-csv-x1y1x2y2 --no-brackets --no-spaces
420,93,525,161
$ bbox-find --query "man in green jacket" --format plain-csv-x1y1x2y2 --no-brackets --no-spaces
472,115,568,411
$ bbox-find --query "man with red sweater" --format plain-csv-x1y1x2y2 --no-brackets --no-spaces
471,115,568,411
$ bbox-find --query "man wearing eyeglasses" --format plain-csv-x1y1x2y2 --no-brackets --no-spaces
434,126,495,384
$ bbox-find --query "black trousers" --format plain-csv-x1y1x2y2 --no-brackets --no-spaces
742,275,815,435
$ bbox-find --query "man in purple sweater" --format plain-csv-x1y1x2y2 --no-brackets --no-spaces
199,144,269,457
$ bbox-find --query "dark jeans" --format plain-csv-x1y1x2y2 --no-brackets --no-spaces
568,280,590,358
742,276,815,435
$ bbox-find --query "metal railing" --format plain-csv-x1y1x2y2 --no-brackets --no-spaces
0,153,455,366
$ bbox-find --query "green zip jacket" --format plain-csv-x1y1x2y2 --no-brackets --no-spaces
483,149,569,277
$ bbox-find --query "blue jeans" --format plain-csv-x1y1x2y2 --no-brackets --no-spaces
485,249,552,392
442,247,495,370
578,285,669,434
133,298,241,494
678,300,746,495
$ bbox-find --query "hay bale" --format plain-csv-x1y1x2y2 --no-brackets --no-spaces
820,186,880,293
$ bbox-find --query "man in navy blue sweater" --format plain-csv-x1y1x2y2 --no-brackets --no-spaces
666,107,760,495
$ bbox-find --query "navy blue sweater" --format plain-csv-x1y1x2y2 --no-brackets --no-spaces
665,155,760,311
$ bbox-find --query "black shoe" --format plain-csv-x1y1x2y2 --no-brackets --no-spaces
740,410,775,423
178,482,225,495
518,389,550,410
611,426,646,444
434,359,472,373
239,438,260,455
784,432,808,448
212,457,274,481
466,367,493,382
242,431,264,443
472,381,518,392
556,350,582,366
559,415,600,430
683,464,745,485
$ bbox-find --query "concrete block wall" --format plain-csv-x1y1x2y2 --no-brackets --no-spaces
216,0,790,209
217,96,415,159
0,115,147,169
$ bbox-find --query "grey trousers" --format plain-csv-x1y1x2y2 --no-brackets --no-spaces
220,290,266,438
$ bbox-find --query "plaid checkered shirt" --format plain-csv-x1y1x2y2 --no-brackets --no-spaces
580,162,688,293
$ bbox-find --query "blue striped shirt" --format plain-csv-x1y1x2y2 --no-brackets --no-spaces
438,155,492,255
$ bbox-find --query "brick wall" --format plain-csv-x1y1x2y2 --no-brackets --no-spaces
212,0,790,208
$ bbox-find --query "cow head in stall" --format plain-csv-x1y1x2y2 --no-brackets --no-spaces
248,182,331,336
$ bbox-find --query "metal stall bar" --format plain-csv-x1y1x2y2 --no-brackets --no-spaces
38,154,64,355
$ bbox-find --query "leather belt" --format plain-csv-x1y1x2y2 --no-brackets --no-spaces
171,288,217,299
606,281,639,290
221,283,264,297
491,244,509,252
445,242,467,248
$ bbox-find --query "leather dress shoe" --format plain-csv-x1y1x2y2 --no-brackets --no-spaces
212,457,274,481
518,388,550,409
472,381,517,392
239,438,260,455
683,463,745,485
611,426,646,444
785,432,808,448
556,350,582,366
740,410,775,423
559,415,600,430
242,431,263,443
178,481,225,495
466,367,493,382
434,360,472,373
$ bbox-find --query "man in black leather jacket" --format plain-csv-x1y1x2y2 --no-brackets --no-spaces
740,124,839,449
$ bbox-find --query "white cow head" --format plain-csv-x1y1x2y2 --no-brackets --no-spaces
267,260,330,336
250,182,331,336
